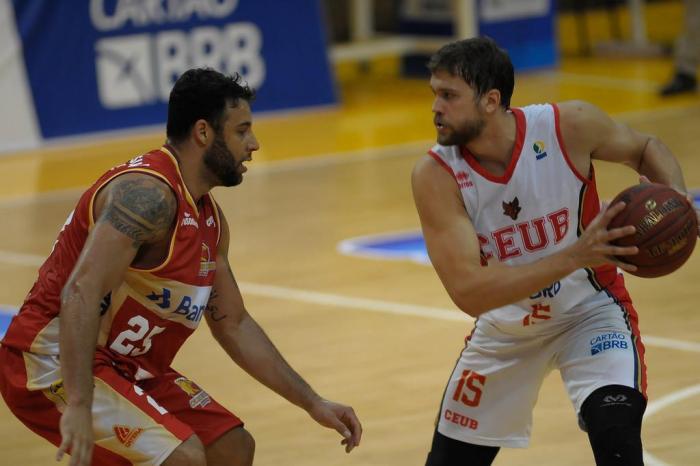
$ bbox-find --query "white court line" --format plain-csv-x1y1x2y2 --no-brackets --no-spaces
646,384,700,418
643,384,700,466
0,250,46,267
1,249,699,354
239,281,470,322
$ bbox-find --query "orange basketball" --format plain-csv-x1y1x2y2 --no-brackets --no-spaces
608,183,697,278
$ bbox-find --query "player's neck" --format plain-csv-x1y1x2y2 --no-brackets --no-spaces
464,111,516,171
168,141,212,203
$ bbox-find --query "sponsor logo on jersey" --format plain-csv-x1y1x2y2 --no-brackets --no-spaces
502,197,522,220
181,212,199,228
99,292,112,315
530,281,561,299
590,332,628,355
126,155,149,168
47,380,67,404
147,288,171,309
199,243,216,277
174,376,212,408
455,171,474,189
146,287,208,322
206,215,216,227
533,141,547,160
113,425,144,448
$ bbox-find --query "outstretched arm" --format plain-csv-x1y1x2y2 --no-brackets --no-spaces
411,156,637,318
204,209,362,453
57,173,176,466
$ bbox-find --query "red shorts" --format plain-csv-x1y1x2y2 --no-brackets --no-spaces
0,345,242,465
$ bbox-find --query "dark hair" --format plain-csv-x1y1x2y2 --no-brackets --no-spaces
166,68,255,143
428,37,514,109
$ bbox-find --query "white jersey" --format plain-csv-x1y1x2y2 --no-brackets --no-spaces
429,104,624,336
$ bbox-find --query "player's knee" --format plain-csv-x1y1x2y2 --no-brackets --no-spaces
206,426,255,466
425,430,498,466
580,384,646,466
228,427,255,464
163,435,207,466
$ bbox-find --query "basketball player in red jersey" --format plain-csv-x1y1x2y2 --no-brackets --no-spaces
413,38,697,466
0,68,361,466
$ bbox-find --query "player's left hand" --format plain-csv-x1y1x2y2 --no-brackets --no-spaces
308,398,362,453
639,175,700,237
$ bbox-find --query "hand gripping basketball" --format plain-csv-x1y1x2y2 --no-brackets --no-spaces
608,183,698,277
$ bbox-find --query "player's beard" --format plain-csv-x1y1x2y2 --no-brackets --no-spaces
438,116,486,146
203,133,243,187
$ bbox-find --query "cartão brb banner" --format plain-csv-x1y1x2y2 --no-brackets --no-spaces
7,0,335,142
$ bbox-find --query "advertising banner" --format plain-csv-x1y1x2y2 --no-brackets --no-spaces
11,0,336,139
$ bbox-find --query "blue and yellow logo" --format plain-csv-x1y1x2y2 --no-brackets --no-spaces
533,141,547,160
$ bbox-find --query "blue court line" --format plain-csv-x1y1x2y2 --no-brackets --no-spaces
339,190,700,265
0,306,18,339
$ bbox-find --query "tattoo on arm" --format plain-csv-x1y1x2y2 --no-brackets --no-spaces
99,176,176,248
206,288,228,322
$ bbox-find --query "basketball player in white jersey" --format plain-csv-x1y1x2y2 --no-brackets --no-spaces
413,37,694,465
0,69,361,466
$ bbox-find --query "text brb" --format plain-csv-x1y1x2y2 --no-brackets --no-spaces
91,0,264,109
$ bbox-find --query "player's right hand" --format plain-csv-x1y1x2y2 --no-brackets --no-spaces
307,398,362,453
569,201,638,272
56,404,93,466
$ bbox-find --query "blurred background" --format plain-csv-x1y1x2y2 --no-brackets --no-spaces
0,0,691,159
1,1,699,465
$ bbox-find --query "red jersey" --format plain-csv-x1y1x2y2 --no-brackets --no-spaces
2,146,221,380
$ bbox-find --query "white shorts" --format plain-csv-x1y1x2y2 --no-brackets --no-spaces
435,294,646,448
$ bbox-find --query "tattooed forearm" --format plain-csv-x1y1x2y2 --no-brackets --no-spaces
206,303,228,321
99,175,176,247
206,288,228,321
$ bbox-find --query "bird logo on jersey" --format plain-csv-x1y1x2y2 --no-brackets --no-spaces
174,376,212,408
502,197,522,220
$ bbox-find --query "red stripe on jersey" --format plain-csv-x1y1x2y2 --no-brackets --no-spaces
578,168,618,288
428,150,458,179
464,319,478,344
209,194,222,246
604,277,647,397
460,107,526,184
552,103,592,185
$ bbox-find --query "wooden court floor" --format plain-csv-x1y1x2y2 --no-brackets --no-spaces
1,56,700,465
